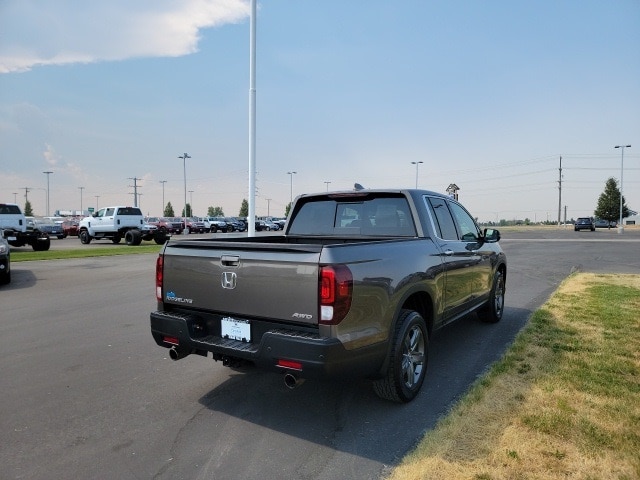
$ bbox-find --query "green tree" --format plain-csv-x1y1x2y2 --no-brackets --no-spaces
208,206,224,216
181,203,192,217
239,199,248,217
285,202,292,217
164,202,175,217
595,177,628,225
24,200,34,216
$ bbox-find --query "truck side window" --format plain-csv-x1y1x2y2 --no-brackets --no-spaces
105,208,115,216
447,201,479,242
427,197,458,240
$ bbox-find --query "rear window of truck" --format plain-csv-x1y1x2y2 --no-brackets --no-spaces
117,207,143,216
0,204,22,214
288,196,416,237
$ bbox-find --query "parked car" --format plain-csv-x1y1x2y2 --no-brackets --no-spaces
146,217,183,234
262,219,280,231
205,217,228,233
0,233,10,285
574,217,595,231
594,219,616,229
185,217,206,234
61,219,79,237
226,217,246,232
27,217,65,239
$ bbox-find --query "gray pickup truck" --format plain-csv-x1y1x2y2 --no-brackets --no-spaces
150,189,506,402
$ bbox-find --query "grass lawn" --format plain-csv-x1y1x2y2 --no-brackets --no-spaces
10,243,163,261
387,273,640,480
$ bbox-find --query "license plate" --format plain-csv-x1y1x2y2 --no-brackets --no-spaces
221,317,251,342
7,236,17,241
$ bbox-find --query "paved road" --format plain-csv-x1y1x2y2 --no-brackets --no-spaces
1,229,638,480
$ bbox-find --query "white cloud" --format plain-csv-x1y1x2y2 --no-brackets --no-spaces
0,0,250,73
43,143,58,167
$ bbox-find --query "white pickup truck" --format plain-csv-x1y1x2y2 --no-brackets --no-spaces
78,206,167,245
0,203,51,251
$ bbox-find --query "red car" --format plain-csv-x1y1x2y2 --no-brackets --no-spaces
62,219,79,237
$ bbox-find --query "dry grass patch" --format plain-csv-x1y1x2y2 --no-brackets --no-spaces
387,274,640,480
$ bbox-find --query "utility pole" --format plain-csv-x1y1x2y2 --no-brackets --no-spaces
557,156,562,226
128,177,142,207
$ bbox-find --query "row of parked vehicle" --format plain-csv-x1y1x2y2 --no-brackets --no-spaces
145,216,286,234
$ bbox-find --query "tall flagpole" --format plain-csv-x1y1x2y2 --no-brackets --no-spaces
247,0,257,236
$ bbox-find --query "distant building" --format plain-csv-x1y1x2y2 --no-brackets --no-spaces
446,184,460,200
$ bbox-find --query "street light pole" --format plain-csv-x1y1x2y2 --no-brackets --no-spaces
78,186,84,214
324,181,331,191
159,180,167,215
614,145,631,234
287,171,297,205
95,195,100,211
178,153,191,233
411,161,423,188
43,171,53,216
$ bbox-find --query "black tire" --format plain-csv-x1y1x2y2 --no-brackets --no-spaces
32,236,51,251
79,230,92,244
57,235,65,240
478,269,505,323
0,269,10,285
125,230,143,246
154,231,168,245
112,234,122,244
373,310,428,403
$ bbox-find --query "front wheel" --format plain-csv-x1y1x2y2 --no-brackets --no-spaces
373,310,428,403
478,269,505,323
79,230,92,244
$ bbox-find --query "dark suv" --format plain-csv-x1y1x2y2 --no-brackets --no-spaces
574,217,595,231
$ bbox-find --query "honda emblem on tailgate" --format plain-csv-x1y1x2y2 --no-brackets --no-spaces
221,271,237,289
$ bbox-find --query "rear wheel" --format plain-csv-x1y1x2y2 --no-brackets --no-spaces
373,310,428,403
125,229,143,246
478,269,505,323
32,235,51,251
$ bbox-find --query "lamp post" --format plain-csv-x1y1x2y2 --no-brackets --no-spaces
159,180,167,215
178,153,191,233
411,161,423,188
287,171,297,205
95,195,100,211
42,171,53,216
78,186,84,214
324,181,331,191
614,145,631,234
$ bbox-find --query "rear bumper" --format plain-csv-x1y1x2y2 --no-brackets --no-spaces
150,310,386,379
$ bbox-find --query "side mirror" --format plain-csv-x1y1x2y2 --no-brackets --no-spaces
483,228,500,243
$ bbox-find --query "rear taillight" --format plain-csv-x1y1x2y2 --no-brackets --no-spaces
156,254,164,301
319,265,353,325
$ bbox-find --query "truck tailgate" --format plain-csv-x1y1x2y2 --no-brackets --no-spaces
162,241,323,326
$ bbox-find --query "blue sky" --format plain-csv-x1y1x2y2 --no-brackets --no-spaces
1,0,639,222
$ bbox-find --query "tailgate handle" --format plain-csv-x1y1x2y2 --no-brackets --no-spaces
221,255,240,267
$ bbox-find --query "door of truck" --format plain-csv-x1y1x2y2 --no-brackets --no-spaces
424,196,491,320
